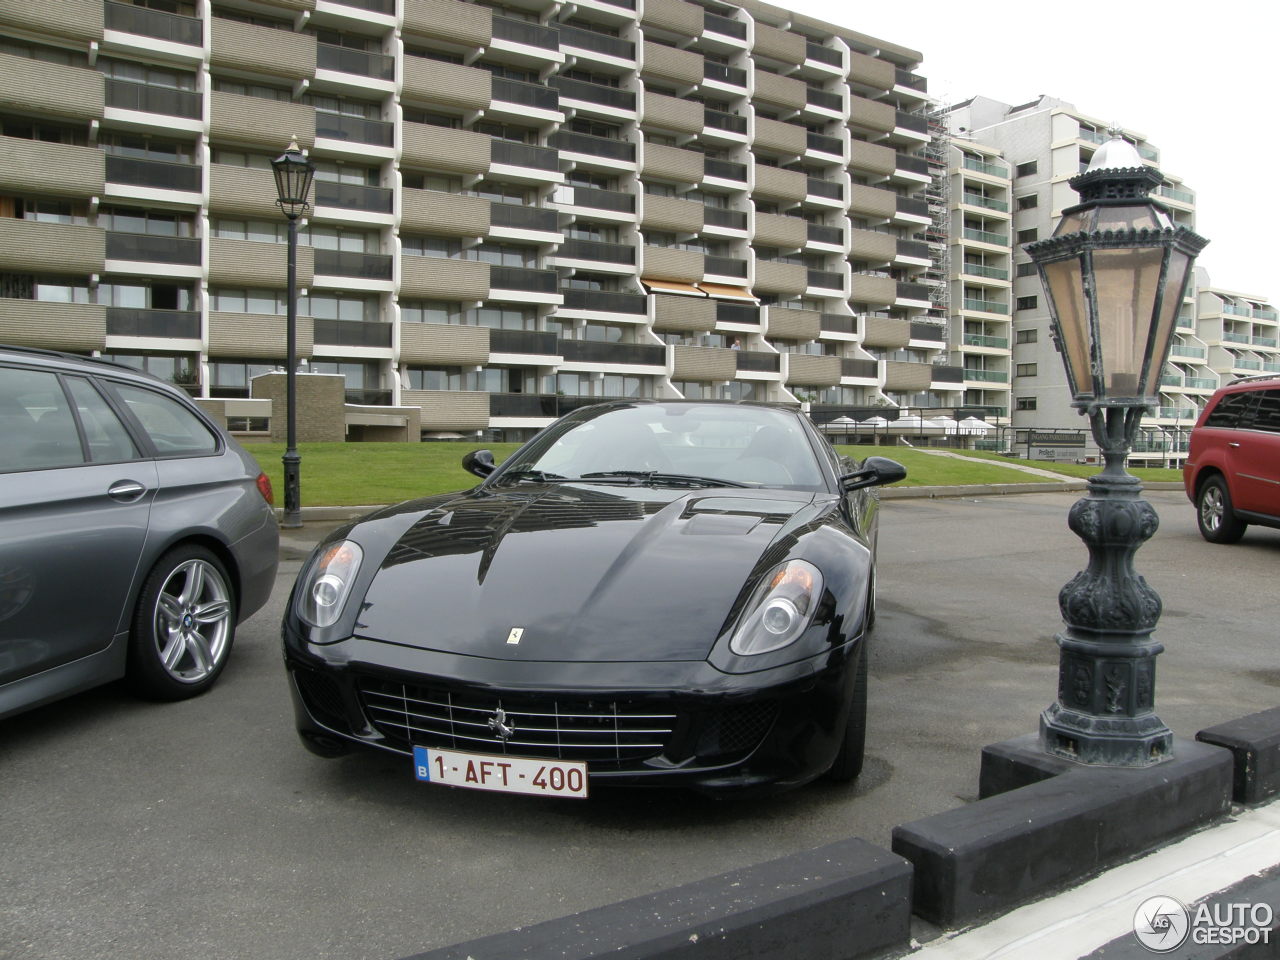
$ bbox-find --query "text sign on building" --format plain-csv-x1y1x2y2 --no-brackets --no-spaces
1028,431,1086,447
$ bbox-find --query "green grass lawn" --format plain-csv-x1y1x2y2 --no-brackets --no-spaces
244,440,1180,507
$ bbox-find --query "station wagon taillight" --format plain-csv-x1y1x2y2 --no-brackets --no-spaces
256,471,274,506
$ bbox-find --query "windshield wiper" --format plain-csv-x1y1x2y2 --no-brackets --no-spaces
495,468,567,484
579,471,751,488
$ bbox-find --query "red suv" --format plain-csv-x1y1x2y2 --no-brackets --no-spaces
1183,375,1280,542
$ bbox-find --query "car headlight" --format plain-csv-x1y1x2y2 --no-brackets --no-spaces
298,540,363,629
729,559,824,656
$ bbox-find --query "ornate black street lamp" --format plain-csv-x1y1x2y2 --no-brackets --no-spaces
271,138,315,529
1024,136,1208,766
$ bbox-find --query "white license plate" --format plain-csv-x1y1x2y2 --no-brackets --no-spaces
413,746,589,799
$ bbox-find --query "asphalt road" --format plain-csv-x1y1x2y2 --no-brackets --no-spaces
1,490,1276,960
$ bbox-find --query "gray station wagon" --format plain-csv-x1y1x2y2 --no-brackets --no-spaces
1,345,278,719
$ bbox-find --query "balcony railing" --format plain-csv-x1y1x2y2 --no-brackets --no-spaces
841,358,878,379
931,365,964,383
314,180,393,213
705,256,746,278
104,155,201,192
807,179,842,201
963,298,1008,314
806,43,841,67
491,78,559,112
106,307,200,338
962,262,1009,280
563,186,633,213
559,340,665,365
106,232,201,265
345,387,393,405
1169,343,1207,359
313,318,392,348
705,158,747,182
315,112,394,147
492,15,559,51
896,196,929,217
1222,303,1251,316
964,333,1009,349
716,302,758,325
704,12,747,39
489,329,558,355
895,69,927,92
897,239,930,260
491,140,560,172
898,282,931,302
316,43,395,81
490,393,561,418
736,350,780,372
896,154,929,175
490,265,558,293
313,248,393,280
1254,336,1279,347
704,207,747,230
821,314,854,334
557,24,634,59
962,193,1009,212
1223,332,1251,344
556,239,634,264
549,131,635,162
963,228,1008,246
1255,309,1278,320
807,223,843,245
806,88,842,112
704,109,747,134
561,289,647,314
489,204,559,232
332,0,394,11
806,132,842,155
105,79,201,119
895,111,928,134
1157,185,1195,204
704,62,747,87
808,270,843,289
105,1,201,45
549,76,635,111
962,156,1008,177
963,369,1008,383
910,321,945,341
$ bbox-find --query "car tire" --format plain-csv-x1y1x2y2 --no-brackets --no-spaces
1197,475,1247,544
127,545,237,700
826,646,868,783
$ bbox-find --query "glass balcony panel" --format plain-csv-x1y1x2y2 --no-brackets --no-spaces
104,1,202,45
492,16,559,51
490,265,557,292
488,329,558,355
313,318,392,347
561,289,647,314
105,79,201,119
104,155,201,192
705,256,746,277
314,181,393,213
549,77,635,111
315,113,394,147
106,307,200,338
106,232,201,265
705,158,747,182
557,25,634,59
316,43,395,81
313,249,393,280
492,78,560,112
489,204,559,232
704,13,746,39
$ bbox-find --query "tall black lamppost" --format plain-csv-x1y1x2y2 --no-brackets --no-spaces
271,138,316,529
1024,136,1208,766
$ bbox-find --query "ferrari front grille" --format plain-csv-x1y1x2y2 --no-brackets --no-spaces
357,677,677,764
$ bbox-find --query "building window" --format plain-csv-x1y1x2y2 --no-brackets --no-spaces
1016,295,1039,311
105,352,198,387
401,235,462,259
1015,160,1038,177
1016,363,1037,377
1016,194,1039,210
210,288,290,316
1016,329,1039,344
309,292,379,323
1016,396,1037,411
1016,228,1038,244
1016,262,1037,278
400,300,461,324
212,218,288,244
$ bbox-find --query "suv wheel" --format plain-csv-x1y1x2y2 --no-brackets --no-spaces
1197,475,1247,544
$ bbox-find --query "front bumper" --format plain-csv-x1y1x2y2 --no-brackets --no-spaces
283,623,864,794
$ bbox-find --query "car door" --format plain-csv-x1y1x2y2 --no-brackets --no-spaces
0,367,156,687
1230,389,1280,517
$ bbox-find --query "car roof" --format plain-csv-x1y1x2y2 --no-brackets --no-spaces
0,343,171,386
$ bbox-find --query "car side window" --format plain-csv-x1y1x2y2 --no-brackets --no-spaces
65,377,140,463
1204,392,1256,429
0,366,85,472
110,383,219,457
1253,390,1280,433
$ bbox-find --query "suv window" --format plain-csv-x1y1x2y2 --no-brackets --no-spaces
1,367,85,471
1254,390,1280,433
1204,391,1257,428
112,382,218,456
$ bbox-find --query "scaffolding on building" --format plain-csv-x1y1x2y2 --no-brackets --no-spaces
923,105,952,327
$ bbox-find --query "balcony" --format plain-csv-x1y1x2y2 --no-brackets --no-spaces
345,387,393,405
1255,336,1279,348
962,193,1009,212
314,180,393,213
964,369,1008,383
558,24,634,60
910,321,945,342
704,109,747,135
549,131,635,162
1169,343,1207,359
808,269,843,290
490,393,561,418
895,70,926,92
841,358,878,379
898,282,931,302
315,112,393,148
491,140,560,172
806,43,841,67
964,334,1009,349
557,239,634,265
704,13,747,39
806,88,842,112
1223,332,1251,344
105,79,201,119
492,78,559,112
736,350,780,372
490,204,559,232
716,302,758,325
704,208,747,230
963,297,1008,314
896,154,929,176
559,340,665,365
488,329,558,355
105,1,201,44
550,77,634,111
806,132,843,156
807,179,842,201
1157,185,1195,205
703,62,747,87
820,314,855,334
106,307,200,338
313,318,393,348
104,155,200,192
962,156,1008,178
332,0,394,10
896,196,929,218
897,239,930,260
561,289,647,314
895,111,928,134
492,15,559,51
704,158,747,182
316,43,395,81
313,249,393,280
962,262,1009,281
562,186,633,214
105,232,201,265
490,265,558,293
962,228,1008,246
705,256,747,278
932,365,964,384
807,223,843,245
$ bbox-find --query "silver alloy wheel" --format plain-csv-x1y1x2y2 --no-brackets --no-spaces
152,558,232,684
1200,484,1224,532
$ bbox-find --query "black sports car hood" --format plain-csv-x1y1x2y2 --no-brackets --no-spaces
354,485,824,662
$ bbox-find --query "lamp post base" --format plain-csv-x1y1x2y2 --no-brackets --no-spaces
282,450,302,529
1041,702,1173,767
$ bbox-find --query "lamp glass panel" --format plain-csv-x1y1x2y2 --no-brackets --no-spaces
1041,256,1092,398
1149,249,1193,384
1091,246,1163,399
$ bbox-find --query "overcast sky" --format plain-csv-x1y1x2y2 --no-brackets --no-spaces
785,0,1276,299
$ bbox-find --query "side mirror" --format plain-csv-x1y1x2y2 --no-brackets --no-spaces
839,456,907,492
462,448,496,478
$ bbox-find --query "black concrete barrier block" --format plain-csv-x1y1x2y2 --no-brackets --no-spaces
1197,706,1280,805
399,837,912,960
892,736,1233,928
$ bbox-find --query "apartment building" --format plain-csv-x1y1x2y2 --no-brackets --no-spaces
0,0,949,441
947,95,1202,463
1194,267,1280,388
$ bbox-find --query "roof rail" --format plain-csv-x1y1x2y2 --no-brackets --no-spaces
1227,372,1280,385
0,343,161,379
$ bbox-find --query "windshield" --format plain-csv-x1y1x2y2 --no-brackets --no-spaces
499,403,827,490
